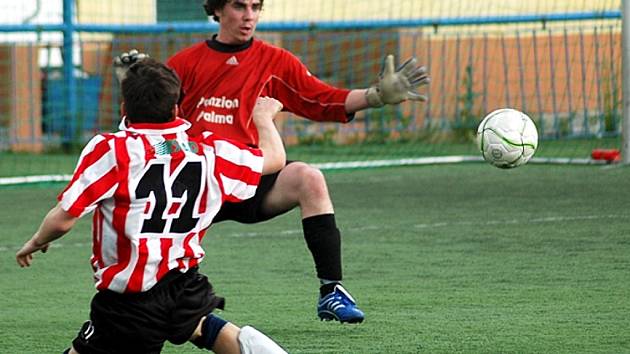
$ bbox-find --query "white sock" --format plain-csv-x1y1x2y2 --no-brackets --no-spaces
238,326,287,354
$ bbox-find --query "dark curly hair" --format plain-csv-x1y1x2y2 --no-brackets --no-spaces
203,0,265,22
122,58,181,123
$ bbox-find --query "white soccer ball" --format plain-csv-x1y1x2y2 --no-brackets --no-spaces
476,108,538,169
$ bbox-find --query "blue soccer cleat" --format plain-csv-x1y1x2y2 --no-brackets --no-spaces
317,284,364,323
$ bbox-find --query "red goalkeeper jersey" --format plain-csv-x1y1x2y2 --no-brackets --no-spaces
167,37,353,145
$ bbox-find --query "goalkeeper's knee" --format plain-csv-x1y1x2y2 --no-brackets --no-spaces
238,326,287,354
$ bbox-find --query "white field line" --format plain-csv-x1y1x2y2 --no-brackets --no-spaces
1,214,625,252
0,174,73,185
412,214,627,229
0,155,613,186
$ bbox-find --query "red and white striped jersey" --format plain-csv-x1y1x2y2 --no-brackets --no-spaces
58,118,263,294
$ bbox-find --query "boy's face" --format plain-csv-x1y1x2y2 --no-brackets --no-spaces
215,0,262,45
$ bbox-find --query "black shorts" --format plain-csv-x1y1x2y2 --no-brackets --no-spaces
213,162,294,224
72,268,225,354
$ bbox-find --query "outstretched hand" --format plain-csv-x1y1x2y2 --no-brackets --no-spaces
366,54,430,107
113,49,150,83
16,237,49,267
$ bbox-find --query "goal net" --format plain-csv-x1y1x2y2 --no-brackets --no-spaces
0,0,623,183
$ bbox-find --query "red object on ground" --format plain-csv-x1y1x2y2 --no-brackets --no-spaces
591,149,621,162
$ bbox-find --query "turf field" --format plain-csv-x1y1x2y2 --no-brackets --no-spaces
1,164,629,353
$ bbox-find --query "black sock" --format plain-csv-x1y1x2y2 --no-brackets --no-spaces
302,214,343,287
319,282,340,297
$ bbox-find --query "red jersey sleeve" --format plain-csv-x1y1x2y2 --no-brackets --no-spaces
265,49,355,123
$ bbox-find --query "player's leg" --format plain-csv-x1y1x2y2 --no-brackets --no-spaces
260,161,333,216
190,314,286,354
170,269,285,353
211,161,364,323
260,162,364,323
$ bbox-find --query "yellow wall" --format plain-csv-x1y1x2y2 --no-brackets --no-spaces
77,0,156,24
74,0,619,25
261,0,618,22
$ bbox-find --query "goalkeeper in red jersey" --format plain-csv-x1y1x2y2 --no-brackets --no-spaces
115,0,429,324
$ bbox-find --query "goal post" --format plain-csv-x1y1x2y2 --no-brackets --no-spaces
622,0,630,164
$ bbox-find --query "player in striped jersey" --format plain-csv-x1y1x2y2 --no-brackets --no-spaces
115,0,430,325
16,59,287,353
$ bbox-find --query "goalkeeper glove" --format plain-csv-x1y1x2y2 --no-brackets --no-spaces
113,49,149,83
365,54,430,108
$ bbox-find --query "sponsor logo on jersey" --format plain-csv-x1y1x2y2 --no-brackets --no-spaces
196,96,239,109
196,111,234,125
153,140,200,155
195,96,238,125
